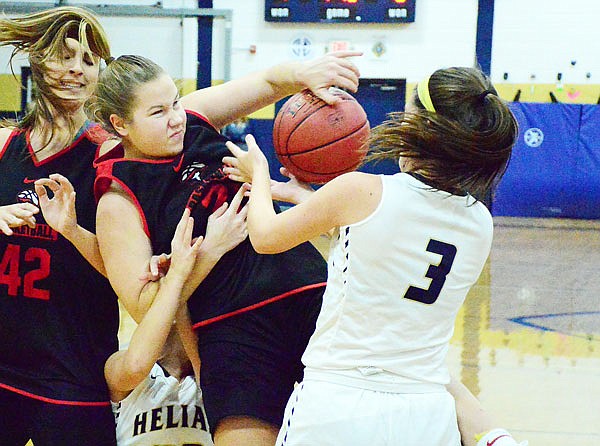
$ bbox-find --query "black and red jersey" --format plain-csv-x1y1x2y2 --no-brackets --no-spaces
95,111,327,328
0,124,119,404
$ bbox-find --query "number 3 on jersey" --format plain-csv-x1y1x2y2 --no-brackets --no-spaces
403,239,457,305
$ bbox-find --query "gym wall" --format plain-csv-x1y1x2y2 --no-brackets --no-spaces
0,0,598,218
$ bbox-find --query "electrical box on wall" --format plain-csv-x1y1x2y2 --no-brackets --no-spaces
265,0,416,24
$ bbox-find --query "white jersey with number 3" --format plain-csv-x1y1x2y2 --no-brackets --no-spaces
113,363,213,446
302,172,493,386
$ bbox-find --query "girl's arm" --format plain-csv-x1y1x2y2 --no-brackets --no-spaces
34,174,106,275
225,136,381,254
96,187,159,322
180,51,361,130
96,184,248,322
104,209,202,401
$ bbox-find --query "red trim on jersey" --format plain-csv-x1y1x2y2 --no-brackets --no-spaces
95,173,152,239
0,128,20,160
185,109,218,131
192,282,327,328
0,382,110,406
25,124,103,167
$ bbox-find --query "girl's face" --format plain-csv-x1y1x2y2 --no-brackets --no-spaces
42,37,100,109
117,74,186,159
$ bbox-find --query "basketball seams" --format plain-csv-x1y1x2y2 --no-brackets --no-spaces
283,101,329,157
288,121,368,158
273,89,369,183
284,122,369,181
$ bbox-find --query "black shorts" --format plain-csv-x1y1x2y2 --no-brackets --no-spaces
197,286,324,430
0,386,116,446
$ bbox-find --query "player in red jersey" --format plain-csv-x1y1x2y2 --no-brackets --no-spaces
0,7,119,445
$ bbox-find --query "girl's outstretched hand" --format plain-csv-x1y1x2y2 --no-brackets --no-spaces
0,203,39,235
34,174,78,239
201,185,248,257
223,134,269,183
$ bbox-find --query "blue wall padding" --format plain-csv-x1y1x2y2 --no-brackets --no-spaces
574,105,600,219
250,102,600,219
492,103,596,219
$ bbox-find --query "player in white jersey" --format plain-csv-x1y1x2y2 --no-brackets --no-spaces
106,188,247,446
226,67,527,446
113,351,212,446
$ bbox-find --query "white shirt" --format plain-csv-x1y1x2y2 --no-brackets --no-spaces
113,363,213,445
302,173,493,387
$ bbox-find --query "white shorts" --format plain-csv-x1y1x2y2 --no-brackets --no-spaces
276,378,461,446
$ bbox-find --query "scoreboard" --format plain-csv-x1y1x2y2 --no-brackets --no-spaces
265,0,416,24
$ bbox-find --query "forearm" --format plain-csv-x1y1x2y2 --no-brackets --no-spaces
179,247,225,302
248,165,277,249
62,225,106,276
200,62,304,130
447,377,494,446
124,275,184,371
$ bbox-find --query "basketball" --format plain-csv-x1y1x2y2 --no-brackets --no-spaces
273,88,370,184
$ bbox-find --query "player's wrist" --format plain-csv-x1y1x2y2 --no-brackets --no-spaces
266,62,302,96
60,223,81,243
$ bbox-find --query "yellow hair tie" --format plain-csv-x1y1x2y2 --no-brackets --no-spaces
417,75,436,112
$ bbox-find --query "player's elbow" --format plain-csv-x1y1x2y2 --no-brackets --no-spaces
249,233,285,254
123,355,153,384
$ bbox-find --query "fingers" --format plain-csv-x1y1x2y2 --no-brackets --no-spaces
191,235,204,253
229,185,246,213
34,182,49,200
226,173,248,183
242,182,252,196
183,215,195,246
313,89,341,105
237,202,249,221
244,134,258,149
173,207,192,242
147,253,171,280
222,155,238,167
149,254,163,277
209,201,229,220
17,203,39,215
149,257,159,277
157,253,171,267
34,174,74,196
279,167,293,179
315,86,358,105
48,173,75,195
12,203,39,217
0,222,12,236
328,52,361,76
24,216,37,229
226,141,245,157
325,50,363,59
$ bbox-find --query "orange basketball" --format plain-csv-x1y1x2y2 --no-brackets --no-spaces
273,88,370,184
